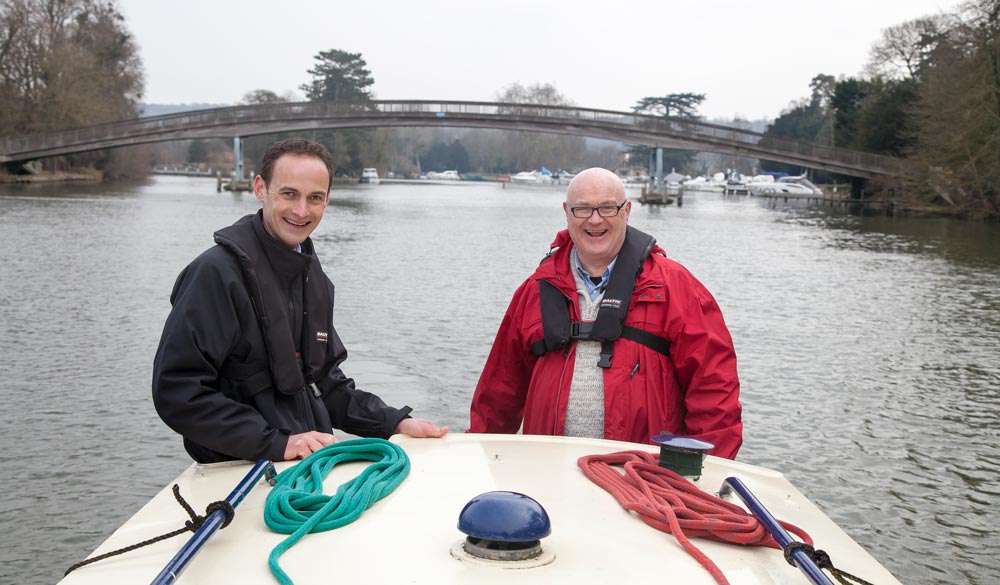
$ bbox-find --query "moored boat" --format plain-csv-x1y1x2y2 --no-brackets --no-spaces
510,170,543,183
359,168,380,184
682,175,726,192
57,434,903,585
554,170,576,184
665,170,685,195
748,174,824,197
723,171,750,195
424,170,461,180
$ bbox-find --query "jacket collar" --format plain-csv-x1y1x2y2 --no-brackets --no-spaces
533,228,666,294
250,211,313,281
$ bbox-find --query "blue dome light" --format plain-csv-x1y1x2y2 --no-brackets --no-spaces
457,491,551,542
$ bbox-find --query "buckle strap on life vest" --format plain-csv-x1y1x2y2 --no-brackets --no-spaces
619,326,671,357
532,321,671,361
529,226,671,367
530,279,574,356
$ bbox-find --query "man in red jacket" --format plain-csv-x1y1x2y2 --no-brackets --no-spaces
469,168,742,458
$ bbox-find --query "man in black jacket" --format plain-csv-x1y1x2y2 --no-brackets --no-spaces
153,138,447,463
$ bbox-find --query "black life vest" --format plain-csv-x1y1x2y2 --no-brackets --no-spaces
213,211,333,395
530,226,671,368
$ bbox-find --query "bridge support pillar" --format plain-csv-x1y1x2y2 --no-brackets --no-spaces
850,177,866,199
233,136,244,181
646,148,665,196
647,151,655,194
655,147,664,199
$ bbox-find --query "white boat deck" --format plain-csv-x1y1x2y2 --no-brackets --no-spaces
58,434,903,585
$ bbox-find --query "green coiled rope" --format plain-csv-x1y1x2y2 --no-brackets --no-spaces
264,438,410,585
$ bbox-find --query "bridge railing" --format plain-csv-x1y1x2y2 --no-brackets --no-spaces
369,101,903,174
2,100,904,175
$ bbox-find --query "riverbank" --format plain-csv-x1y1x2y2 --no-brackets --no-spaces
0,169,101,184
848,193,992,220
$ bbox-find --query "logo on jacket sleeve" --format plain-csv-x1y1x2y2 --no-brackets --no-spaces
316,331,328,343
600,298,623,310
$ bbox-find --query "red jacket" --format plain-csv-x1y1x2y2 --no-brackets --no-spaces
469,229,743,459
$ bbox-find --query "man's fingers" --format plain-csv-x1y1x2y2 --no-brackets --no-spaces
400,419,449,438
285,432,337,460
302,432,337,455
430,425,449,438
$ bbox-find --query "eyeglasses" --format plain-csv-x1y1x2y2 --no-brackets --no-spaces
568,201,627,219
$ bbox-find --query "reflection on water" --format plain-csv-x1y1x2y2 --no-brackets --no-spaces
1,178,998,584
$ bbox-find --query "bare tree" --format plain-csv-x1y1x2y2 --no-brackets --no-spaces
866,16,948,80
495,82,574,106
486,82,587,172
907,0,1000,216
0,0,144,136
240,89,287,105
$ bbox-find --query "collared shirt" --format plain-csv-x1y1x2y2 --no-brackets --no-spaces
572,248,618,302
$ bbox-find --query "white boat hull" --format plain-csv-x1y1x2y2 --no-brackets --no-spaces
58,434,902,585
748,184,822,197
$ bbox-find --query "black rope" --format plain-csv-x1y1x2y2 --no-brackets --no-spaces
64,484,235,577
784,542,877,585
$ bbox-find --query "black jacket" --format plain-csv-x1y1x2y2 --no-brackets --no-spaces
152,211,411,463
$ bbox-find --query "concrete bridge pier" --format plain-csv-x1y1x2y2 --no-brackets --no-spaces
646,148,665,196
233,136,244,181
639,147,673,205
217,136,252,191
655,148,664,196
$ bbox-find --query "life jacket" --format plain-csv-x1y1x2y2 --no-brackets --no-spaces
530,225,671,368
213,212,333,398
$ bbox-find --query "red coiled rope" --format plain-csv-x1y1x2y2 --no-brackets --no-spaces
578,450,813,585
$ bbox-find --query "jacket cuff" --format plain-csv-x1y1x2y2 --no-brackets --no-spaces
266,433,289,462
382,406,414,438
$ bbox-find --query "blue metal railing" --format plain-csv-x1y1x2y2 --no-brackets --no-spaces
720,476,835,585
150,459,275,585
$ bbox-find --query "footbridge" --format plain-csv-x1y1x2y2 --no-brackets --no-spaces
0,100,904,178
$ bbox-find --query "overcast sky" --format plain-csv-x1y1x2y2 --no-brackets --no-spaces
117,0,963,121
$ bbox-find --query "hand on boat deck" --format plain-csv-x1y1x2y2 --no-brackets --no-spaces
283,431,338,460
395,418,449,438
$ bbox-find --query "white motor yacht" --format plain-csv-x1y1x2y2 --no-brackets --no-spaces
510,170,542,183
683,172,727,192
723,171,749,195
748,175,824,197
424,170,461,180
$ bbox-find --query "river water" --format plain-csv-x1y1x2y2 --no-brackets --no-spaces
1,176,998,584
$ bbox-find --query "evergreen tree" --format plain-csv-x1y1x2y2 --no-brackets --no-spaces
629,93,706,173
300,50,374,102
831,78,872,149
299,49,377,176
759,75,836,179
632,93,706,118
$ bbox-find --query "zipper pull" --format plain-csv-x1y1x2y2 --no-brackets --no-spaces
629,361,640,379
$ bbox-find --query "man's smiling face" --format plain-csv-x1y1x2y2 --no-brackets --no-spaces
253,153,330,249
563,168,631,273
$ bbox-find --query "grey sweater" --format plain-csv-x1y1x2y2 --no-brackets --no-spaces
562,266,605,438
